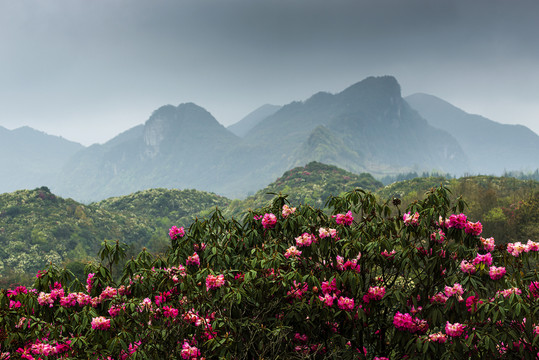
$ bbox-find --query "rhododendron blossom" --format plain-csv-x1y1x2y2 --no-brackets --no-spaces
334,211,354,226
91,316,111,330
444,283,464,298
496,287,522,298
186,252,200,267
169,225,185,239
295,232,315,247
364,286,385,302
287,281,308,299
428,332,447,343
403,211,419,226
430,229,445,243
281,204,296,218
205,274,225,291
261,213,277,229
460,259,477,274
472,252,492,266
529,282,539,298
337,296,355,311
318,293,336,307
180,340,201,359
284,246,302,259
464,221,482,236
445,322,465,337
393,312,429,334
489,266,506,280
448,213,467,229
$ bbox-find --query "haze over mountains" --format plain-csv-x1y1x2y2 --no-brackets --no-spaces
1,76,538,202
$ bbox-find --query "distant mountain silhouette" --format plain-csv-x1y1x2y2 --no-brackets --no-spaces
227,104,281,137
406,93,539,174
4,76,538,201
0,126,83,193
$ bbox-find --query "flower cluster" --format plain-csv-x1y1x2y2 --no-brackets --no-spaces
445,322,466,337
430,229,446,243
295,233,315,247
460,260,477,274
180,340,201,359
284,246,302,259
287,281,308,300
403,212,419,226
448,213,467,229
318,227,338,240
261,213,277,229
480,237,495,252
472,252,492,266
186,252,200,267
507,240,539,257
428,332,448,343
393,312,429,334
489,266,506,280
363,286,385,303
91,316,111,330
169,225,185,239
282,205,296,218
464,221,483,236
205,274,225,291
334,211,354,226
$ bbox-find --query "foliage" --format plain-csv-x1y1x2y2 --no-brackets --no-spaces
1,186,538,359
225,161,383,218
377,175,539,244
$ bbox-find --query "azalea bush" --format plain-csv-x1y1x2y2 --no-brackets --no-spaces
1,186,538,359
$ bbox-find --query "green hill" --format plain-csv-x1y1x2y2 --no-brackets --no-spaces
224,161,383,218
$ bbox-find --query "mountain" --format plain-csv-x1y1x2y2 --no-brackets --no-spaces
240,76,469,184
227,104,281,137
55,103,241,201
406,93,539,174
0,126,84,194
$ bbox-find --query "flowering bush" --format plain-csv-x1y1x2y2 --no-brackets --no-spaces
1,186,538,359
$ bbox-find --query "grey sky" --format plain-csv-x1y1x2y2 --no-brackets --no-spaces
1,0,538,146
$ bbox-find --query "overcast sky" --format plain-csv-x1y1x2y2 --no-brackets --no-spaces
1,0,538,146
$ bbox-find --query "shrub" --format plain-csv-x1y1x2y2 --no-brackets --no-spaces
1,186,538,359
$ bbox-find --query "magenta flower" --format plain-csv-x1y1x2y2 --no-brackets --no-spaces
403,212,419,226
91,316,111,330
445,322,465,337
295,233,315,247
472,252,492,266
318,293,336,307
429,229,446,243
180,340,201,359
334,211,354,226
287,281,308,299
261,213,277,229
489,266,506,280
428,332,448,343
281,205,296,218
162,306,179,318
284,246,302,259
186,252,200,266
480,237,495,252
169,225,185,240
337,296,355,311
206,274,225,291
464,221,483,236
529,281,539,298
460,259,477,274
393,311,429,334
365,286,385,302
448,213,467,229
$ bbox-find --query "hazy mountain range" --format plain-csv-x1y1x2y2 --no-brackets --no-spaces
1,75,538,202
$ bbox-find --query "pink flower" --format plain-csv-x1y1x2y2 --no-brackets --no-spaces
86,272,95,293
287,281,308,299
465,295,483,312
381,249,396,258
393,312,429,334
318,293,336,307
496,287,522,298
464,221,483,236
162,306,179,318
186,252,200,267
91,316,111,330
529,282,539,298
180,340,201,359
428,332,447,343
445,322,465,337
282,205,296,218
472,252,492,266
364,286,385,303
460,260,477,274
169,225,185,239
403,212,419,226
430,229,445,243
9,300,22,308
284,246,302,259
489,266,506,280
318,228,330,239
430,292,448,304
444,283,464,298
321,279,339,295
480,237,495,252
334,211,354,226
337,296,355,311
448,213,467,229
295,233,315,247
261,213,277,229
206,274,225,291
